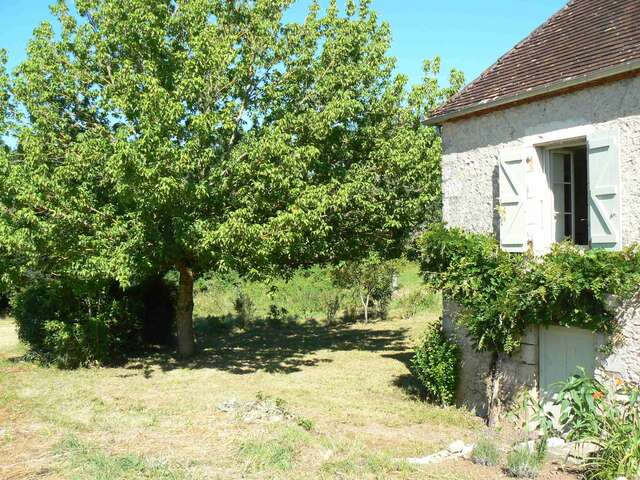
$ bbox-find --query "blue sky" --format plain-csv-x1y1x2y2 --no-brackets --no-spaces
0,0,567,86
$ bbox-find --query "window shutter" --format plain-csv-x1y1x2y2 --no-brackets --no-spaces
587,132,621,250
499,149,527,252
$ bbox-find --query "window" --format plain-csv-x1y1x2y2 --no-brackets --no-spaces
548,146,589,246
497,131,621,254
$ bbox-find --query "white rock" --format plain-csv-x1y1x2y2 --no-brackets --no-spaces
547,437,566,448
407,441,474,465
462,444,474,459
447,440,466,453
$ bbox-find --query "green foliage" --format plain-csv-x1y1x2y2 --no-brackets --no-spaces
333,253,398,323
13,275,175,367
270,266,344,322
233,289,257,327
396,287,438,320
0,0,461,355
554,374,640,480
506,444,544,479
417,224,640,354
197,265,346,324
555,372,605,441
410,322,459,406
12,278,142,368
471,437,501,467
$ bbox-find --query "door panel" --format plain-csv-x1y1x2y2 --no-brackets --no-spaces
539,326,597,395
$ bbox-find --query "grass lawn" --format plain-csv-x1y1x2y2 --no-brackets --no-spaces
0,266,579,479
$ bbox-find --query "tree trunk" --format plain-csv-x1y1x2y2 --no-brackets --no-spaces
176,262,196,358
487,352,503,427
362,293,370,323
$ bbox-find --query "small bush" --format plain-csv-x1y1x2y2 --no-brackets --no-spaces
506,445,543,479
396,288,437,320
13,277,143,368
234,290,256,326
471,437,501,467
332,254,398,323
323,293,342,325
410,323,459,406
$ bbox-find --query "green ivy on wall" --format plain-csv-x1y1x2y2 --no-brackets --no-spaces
416,224,640,355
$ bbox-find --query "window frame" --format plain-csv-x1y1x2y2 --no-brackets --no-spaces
541,142,590,249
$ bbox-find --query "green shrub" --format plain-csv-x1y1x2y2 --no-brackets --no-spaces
323,293,342,325
13,277,143,368
396,288,437,320
417,224,640,355
506,445,544,479
332,254,398,323
271,266,344,322
471,437,501,467
233,289,256,326
554,374,640,480
410,323,459,406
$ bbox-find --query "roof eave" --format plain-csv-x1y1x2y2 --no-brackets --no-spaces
425,58,640,126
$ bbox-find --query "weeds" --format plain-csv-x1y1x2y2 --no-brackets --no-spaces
506,444,543,479
471,437,501,467
238,426,310,472
57,436,192,480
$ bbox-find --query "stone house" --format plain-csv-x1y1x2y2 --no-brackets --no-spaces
426,0,640,415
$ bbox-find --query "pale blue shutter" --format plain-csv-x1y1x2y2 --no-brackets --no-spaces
587,132,621,250
499,149,527,252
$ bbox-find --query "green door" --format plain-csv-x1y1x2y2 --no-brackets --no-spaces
539,326,597,394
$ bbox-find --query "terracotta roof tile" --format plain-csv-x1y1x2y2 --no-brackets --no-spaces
429,0,640,122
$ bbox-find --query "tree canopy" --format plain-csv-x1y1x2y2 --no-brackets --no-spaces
0,0,462,356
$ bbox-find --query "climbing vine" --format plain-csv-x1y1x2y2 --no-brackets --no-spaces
416,224,640,355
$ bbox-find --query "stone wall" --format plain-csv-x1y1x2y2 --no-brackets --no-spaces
440,75,640,412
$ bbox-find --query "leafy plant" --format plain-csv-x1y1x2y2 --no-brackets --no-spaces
12,277,143,368
555,372,606,441
333,254,398,323
554,374,640,480
396,287,437,320
506,444,544,479
410,322,459,406
471,437,501,467
233,290,256,327
417,225,640,355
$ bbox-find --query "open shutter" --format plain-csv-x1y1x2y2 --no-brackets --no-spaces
587,132,621,250
499,149,527,252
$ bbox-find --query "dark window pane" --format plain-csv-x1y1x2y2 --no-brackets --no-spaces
564,184,572,214
564,157,572,182
564,215,573,239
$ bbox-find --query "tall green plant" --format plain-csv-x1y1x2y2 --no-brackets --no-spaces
410,322,459,405
543,374,640,480
0,0,462,357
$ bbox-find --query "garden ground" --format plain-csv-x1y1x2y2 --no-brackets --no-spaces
0,267,579,479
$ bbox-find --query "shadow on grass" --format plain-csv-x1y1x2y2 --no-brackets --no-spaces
382,351,427,400
124,315,410,376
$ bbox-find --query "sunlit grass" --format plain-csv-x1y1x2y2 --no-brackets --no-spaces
0,263,488,479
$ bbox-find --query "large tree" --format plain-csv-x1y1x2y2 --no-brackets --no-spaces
0,0,462,356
